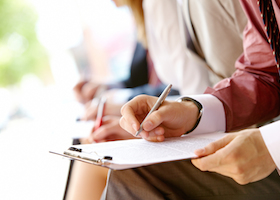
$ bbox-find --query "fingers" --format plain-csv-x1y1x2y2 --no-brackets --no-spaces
90,125,114,143
120,96,150,135
142,110,164,132
120,108,165,140
191,132,259,184
134,125,164,142
194,134,235,157
119,116,139,136
81,84,99,103
120,95,184,141
90,117,136,142
191,134,237,172
191,153,222,172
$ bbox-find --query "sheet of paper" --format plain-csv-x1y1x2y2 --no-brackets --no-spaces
51,132,226,170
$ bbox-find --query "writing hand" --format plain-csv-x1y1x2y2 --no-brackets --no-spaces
87,116,135,143
191,129,276,185
119,95,199,142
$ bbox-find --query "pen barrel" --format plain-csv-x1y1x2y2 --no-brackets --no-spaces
94,117,102,131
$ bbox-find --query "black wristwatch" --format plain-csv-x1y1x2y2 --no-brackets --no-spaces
177,97,203,134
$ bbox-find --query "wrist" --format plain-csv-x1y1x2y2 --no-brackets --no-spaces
177,97,203,134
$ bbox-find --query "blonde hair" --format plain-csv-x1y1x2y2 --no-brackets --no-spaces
123,0,147,48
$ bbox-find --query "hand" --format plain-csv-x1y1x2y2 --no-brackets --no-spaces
83,102,123,120
119,95,199,142
73,80,105,104
87,116,136,143
191,129,276,185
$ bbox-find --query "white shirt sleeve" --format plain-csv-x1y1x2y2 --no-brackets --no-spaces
182,94,226,134
259,121,280,172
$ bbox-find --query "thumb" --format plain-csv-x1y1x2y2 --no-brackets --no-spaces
194,134,235,157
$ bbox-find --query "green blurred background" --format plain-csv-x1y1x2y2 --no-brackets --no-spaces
0,0,51,87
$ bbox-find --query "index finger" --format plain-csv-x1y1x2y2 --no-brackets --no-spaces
120,95,157,135
120,103,141,135
191,151,222,172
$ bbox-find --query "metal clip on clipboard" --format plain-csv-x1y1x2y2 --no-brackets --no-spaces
63,147,112,166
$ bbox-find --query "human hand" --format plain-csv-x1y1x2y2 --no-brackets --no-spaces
87,116,136,143
119,95,199,142
73,80,106,104
191,129,276,185
83,102,122,120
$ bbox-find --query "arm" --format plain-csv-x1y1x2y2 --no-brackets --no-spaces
189,0,280,182
203,0,280,131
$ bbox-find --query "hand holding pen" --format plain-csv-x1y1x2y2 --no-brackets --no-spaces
119,84,200,142
135,84,172,136
87,97,135,143
83,96,107,143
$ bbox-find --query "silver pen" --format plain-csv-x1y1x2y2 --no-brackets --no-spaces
135,84,172,136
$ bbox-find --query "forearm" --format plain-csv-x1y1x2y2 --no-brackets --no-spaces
205,69,280,131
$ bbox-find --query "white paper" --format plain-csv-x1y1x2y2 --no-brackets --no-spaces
50,132,226,170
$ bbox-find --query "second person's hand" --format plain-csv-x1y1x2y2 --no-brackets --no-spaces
87,115,136,143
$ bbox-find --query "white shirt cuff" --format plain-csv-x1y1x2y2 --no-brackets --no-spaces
259,120,280,172
182,94,226,134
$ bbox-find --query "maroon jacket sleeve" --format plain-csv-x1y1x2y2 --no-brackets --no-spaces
204,0,280,132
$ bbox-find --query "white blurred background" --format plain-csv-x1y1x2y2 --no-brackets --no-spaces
0,0,136,199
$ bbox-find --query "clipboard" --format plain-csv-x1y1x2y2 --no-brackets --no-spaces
49,148,112,167
49,132,226,170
